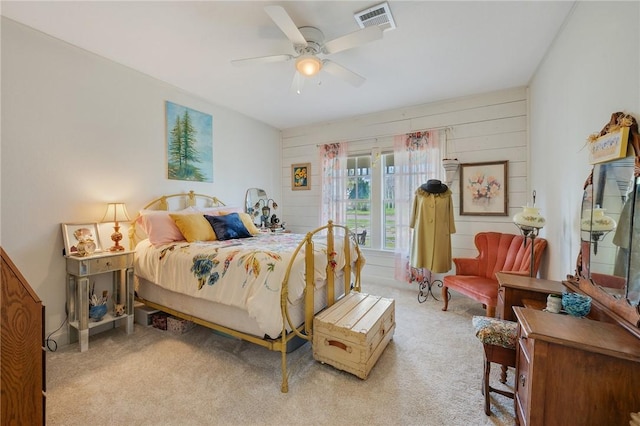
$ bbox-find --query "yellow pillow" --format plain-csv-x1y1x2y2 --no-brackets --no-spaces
239,212,261,235
169,214,217,242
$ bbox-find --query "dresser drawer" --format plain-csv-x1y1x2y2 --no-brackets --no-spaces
66,252,133,276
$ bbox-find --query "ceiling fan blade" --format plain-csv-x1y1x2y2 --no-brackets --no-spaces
322,25,383,54
231,54,293,67
264,5,307,47
323,60,366,87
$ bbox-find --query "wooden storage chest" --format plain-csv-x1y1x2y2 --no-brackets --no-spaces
313,292,395,379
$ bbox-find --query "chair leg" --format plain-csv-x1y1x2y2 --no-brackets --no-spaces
483,357,491,416
500,364,508,384
486,305,496,317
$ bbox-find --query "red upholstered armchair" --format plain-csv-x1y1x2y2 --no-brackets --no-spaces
442,232,547,317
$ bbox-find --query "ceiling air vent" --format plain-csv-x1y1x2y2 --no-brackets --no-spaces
354,2,396,32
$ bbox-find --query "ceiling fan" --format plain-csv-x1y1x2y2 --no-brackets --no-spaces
231,5,383,93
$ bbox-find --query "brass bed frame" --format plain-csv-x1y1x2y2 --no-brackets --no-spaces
129,191,364,392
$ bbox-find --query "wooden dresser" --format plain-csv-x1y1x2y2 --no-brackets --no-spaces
1,247,46,425
513,306,640,426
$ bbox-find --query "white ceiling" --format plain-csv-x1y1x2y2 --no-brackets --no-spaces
1,1,575,130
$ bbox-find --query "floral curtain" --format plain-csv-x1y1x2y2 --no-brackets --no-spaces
319,142,348,226
393,130,445,283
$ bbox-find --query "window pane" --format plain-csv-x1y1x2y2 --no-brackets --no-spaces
347,200,370,248
383,153,395,250
346,152,394,249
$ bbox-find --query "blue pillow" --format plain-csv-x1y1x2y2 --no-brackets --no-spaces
205,213,252,241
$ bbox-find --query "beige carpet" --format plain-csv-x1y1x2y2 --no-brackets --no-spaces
46,281,516,425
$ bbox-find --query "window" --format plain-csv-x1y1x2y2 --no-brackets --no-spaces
347,152,395,250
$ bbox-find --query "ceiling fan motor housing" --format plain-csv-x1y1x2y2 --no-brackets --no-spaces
296,27,324,55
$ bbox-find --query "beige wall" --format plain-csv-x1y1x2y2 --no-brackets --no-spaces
0,18,281,341
529,1,640,281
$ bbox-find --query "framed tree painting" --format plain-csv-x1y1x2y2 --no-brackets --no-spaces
459,160,508,216
291,163,310,190
166,101,213,182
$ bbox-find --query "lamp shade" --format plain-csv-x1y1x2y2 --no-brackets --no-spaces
101,203,131,224
513,206,545,229
581,206,616,232
442,158,460,187
295,55,322,77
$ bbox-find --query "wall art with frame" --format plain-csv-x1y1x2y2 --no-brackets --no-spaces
291,163,310,190
166,101,213,182
459,160,508,216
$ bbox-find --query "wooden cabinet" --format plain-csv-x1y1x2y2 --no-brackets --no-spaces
1,247,45,425
513,307,640,426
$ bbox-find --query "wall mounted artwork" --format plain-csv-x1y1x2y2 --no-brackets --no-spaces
166,101,213,182
460,160,508,216
291,163,310,190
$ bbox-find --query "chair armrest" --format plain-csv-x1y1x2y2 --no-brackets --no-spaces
452,258,480,275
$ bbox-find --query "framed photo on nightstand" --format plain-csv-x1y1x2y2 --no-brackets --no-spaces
62,223,102,256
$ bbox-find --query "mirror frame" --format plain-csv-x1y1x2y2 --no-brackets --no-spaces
245,188,267,222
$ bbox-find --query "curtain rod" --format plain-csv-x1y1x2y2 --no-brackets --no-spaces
316,126,452,147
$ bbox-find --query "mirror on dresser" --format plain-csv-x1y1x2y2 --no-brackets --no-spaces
580,156,636,302
245,188,267,224
571,112,640,336
244,188,283,230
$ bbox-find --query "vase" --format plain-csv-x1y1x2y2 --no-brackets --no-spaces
89,304,108,321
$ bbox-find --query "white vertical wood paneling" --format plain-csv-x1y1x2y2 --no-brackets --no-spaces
281,87,529,284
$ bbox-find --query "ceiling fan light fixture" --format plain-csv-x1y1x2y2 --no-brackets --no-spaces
295,55,322,77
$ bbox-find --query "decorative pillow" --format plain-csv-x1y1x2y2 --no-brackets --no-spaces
205,213,252,241
170,214,217,242
239,212,261,235
138,209,189,246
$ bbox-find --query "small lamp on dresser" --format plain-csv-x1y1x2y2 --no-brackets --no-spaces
101,202,131,251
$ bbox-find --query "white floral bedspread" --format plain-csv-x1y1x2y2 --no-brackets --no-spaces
134,233,361,338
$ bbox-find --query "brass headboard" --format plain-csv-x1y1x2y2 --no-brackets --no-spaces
141,190,225,211
129,190,226,249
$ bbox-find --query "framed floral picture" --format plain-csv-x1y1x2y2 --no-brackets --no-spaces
459,160,508,216
291,163,310,190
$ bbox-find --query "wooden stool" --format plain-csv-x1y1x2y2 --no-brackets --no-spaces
472,316,517,416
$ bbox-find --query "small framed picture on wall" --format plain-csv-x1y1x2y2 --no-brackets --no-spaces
459,160,508,216
291,163,311,190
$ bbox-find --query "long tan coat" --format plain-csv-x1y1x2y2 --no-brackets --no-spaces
409,188,456,273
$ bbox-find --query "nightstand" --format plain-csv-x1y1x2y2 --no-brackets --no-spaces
65,250,134,351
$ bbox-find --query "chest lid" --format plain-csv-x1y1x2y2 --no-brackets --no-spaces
315,292,394,345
